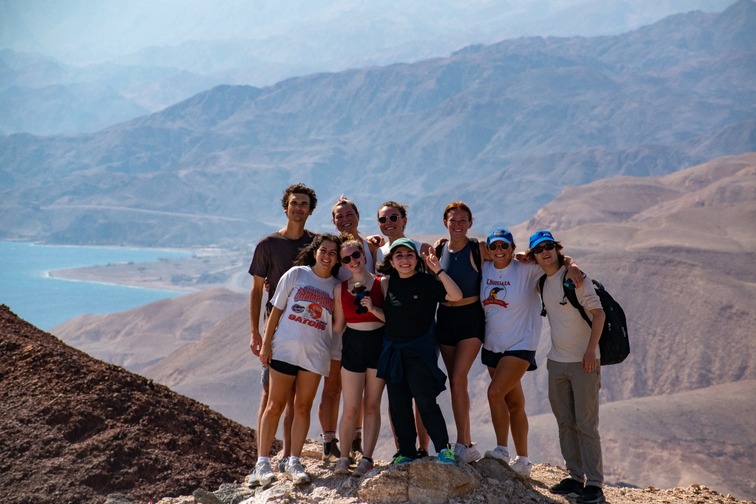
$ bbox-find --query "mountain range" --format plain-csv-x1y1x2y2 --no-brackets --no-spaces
2,1,755,248
51,152,756,500
0,0,736,136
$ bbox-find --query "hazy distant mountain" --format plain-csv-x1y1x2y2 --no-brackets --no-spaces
1,2,755,247
51,153,756,498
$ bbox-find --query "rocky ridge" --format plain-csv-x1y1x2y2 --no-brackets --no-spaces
2,304,753,503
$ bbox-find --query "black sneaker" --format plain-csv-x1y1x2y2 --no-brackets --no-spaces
323,438,341,461
416,448,429,459
576,485,604,504
351,434,363,457
549,477,585,495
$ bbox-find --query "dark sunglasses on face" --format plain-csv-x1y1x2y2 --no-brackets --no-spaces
378,214,400,224
487,241,510,251
532,242,556,254
341,251,362,264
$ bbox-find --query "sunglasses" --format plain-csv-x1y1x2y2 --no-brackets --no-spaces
341,251,361,264
532,242,556,254
487,241,510,251
378,214,400,224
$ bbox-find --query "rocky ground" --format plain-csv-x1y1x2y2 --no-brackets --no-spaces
1,304,752,504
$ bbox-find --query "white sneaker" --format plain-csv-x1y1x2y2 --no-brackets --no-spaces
510,457,533,477
454,442,482,463
246,460,275,487
286,460,310,484
484,446,510,462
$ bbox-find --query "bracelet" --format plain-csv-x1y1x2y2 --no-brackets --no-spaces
435,269,445,277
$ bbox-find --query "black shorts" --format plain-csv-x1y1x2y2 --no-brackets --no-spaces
481,348,537,372
269,359,306,376
435,302,485,346
341,326,385,373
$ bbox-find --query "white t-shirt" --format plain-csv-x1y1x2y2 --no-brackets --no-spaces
480,260,543,352
375,238,423,266
270,266,340,375
542,265,603,363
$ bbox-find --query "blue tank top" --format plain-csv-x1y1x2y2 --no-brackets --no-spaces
439,241,480,298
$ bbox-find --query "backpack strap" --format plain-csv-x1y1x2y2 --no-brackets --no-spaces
561,269,592,327
469,237,482,275
436,238,482,281
538,274,547,317
538,270,593,328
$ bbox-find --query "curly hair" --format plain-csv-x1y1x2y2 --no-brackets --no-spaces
282,183,318,211
294,233,342,276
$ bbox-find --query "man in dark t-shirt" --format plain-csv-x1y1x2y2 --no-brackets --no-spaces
248,183,317,471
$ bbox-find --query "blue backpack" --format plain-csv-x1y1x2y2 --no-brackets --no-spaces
538,271,629,366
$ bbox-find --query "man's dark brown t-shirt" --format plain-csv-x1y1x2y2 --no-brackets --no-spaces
248,230,317,313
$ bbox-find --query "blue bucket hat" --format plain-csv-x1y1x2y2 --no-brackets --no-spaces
487,227,514,246
529,230,556,249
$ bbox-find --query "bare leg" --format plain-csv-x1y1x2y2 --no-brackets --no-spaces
291,370,323,457
259,369,297,458
505,382,528,457
319,359,342,439
338,367,365,460
282,382,295,457
440,338,482,445
487,356,530,447
362,368,385,458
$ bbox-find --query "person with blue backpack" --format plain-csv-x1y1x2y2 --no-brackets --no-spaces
528,229,606,504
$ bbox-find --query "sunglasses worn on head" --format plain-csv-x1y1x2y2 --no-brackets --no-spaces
341,251,361,264
532,242,556,254
378,214,400,224
487,241,510,251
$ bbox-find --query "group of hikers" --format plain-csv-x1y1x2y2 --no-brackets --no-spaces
245,183,607,504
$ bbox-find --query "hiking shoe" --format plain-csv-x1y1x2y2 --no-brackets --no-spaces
322,438,341,462
285,460,310,484
352,457,374,477
550,477,584,495
416,448,429,459
454,442,481,463
484,446,510,462
351,434,363,458
246,460,275,487
436,447,457,465
334,457,351,475
576,485,605,503
391,454,414,465
509,458,533,477
277,458,288,473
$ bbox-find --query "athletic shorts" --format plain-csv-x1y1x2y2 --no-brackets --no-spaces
341,326,385,373
481,348,537,372
435,302,485,346
269,359,307,376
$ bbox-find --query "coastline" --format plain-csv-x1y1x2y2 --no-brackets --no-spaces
46,251,251,294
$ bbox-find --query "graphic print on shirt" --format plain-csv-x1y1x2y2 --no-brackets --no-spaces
289,285,334,330
482,278,511,308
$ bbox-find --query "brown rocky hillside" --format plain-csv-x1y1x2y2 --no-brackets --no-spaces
0,304,267,504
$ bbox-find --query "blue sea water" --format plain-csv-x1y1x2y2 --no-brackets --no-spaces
0,241,191,330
